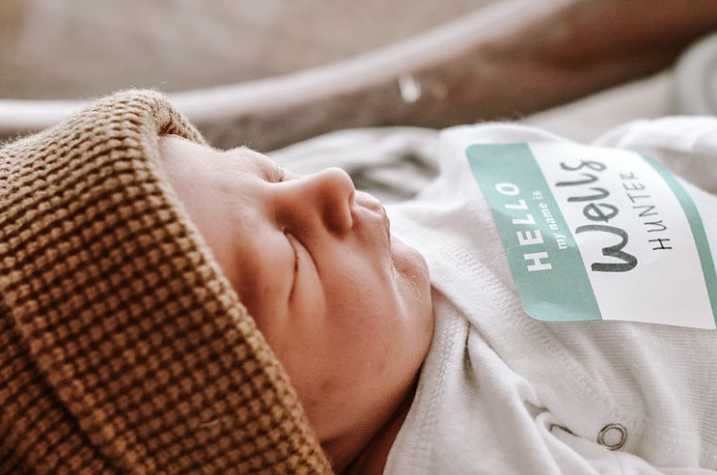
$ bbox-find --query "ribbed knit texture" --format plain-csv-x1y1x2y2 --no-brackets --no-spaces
0,90,333,474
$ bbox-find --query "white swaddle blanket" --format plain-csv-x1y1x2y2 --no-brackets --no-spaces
383,118,717,474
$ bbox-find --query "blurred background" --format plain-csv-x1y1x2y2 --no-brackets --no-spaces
0,0,491,100
2,0,717,151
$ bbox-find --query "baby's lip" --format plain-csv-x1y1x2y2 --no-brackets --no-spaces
372,201,391,249
354,191,391,246
381,205,391,246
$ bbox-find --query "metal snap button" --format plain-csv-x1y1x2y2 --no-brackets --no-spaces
597,423,627,451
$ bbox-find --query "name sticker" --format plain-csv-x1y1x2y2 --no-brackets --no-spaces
467,143,717,329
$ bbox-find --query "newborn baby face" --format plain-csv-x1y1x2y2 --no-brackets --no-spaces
158,135,433,458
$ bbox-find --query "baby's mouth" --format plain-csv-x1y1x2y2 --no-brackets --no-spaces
382,205,391,246
355,190,391,247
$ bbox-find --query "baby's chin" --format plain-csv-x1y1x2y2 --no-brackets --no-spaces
389,233,434,375
390,234,428,280
389,234,432,319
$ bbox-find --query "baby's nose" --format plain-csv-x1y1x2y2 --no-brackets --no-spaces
281,167,355,234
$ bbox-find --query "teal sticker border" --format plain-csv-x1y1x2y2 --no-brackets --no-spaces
642,154,717,325
466,143,601,322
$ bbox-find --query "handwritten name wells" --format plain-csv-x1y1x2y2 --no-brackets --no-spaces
495,157,672,274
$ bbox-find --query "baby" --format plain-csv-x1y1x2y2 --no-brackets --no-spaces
157,135,435,473
159,116,717,474
3,90,717,474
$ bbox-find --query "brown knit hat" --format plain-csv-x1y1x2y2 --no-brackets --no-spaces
0,90,333,474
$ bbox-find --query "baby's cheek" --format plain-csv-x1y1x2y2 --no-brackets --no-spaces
299,384,329,415
293,374,354,441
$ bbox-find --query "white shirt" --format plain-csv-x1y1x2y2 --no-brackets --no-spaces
385,118,717,474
